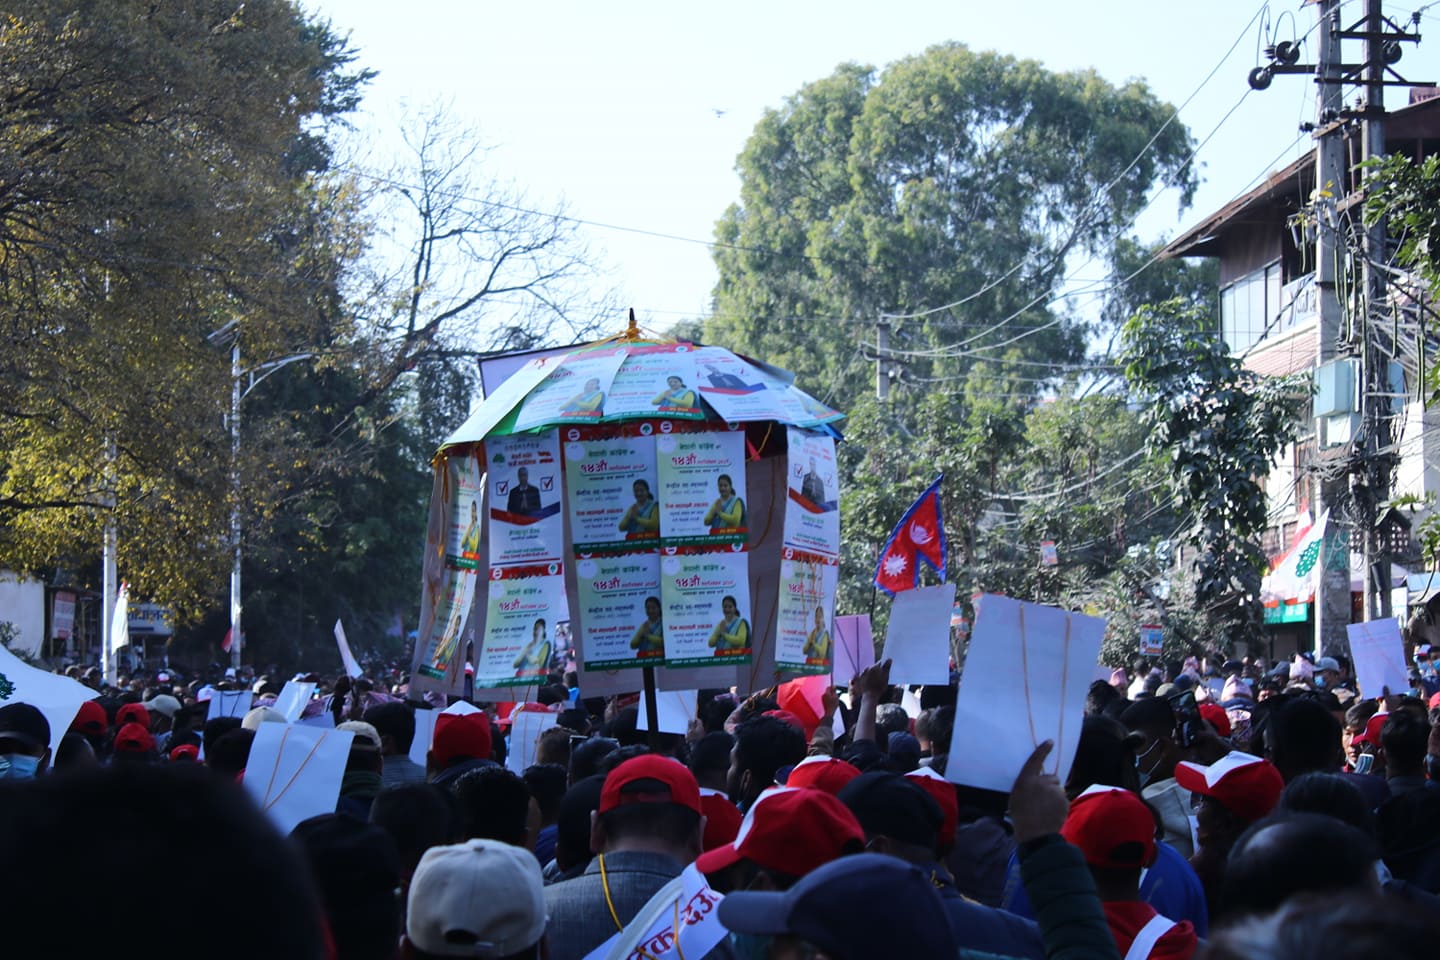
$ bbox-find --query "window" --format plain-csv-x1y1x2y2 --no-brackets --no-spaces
1220,261,1284,354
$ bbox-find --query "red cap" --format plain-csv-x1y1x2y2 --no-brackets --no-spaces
70,700,107,736
431,711,493,768
695,786,865,877
114,722,156,754
600,755,702,815
116,703,149,729
1198,702,1232,738
1429,692,1440,711
1061,785,1157,869
763,709,805,733
169,744,200,762
1174,752,1283,823
1351,712,1388,746
784,756,861,795
700,789,743,851
906,767,960,849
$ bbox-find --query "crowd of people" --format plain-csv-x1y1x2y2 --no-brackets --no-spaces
1,647,1438,959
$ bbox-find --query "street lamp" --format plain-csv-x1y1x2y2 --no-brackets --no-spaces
210,321,313,672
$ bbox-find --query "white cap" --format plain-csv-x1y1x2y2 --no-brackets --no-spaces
240,706,288,731
406,840,546,957
337,720,381,750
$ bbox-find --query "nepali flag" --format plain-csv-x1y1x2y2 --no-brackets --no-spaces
873,475,947,596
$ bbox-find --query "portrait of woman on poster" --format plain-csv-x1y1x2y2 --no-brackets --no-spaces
618,479,660,536
513,618,552,677
651,376,697,410
707,595,750,656
702,473,745,532
629,596,665,659
561,377,605,414
803,606,831,664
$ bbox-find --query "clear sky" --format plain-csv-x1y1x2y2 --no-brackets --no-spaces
303,0,1440,336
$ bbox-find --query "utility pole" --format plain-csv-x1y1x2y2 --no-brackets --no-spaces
229,337,243,673
1312,0,1356,659
876,319,891,401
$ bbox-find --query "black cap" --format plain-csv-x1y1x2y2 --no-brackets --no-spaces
837,771,942,849
0,703,50,752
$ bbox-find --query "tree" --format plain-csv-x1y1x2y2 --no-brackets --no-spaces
706,44,1197,402
1120,299,1308,649
0,1,372,619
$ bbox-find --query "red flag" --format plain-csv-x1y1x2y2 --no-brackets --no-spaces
873,476,947,596
221,628,233,654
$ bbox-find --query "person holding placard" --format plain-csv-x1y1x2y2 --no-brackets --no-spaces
707,595,750,656
561,377,605,414
702,474,745,532
512,619,552,679
617,479,659,536
651,375,697,410
628,596,665,659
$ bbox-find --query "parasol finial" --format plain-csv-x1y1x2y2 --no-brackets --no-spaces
625,307,640,340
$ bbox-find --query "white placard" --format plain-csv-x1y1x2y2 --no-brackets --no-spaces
0,642,98,761
334,619,363,679
1347,619,1409,699
946,595,1106,792
638,690,698,735
505,709,561,774
206,689,254,720
409,708,439,767
832,615,875,685
273,681,316,723
244,723,355,835
881,583,956,686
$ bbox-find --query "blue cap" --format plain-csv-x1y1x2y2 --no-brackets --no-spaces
717,853,956,959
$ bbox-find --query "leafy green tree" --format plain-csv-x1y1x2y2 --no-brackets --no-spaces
1120,300,1308,649
707,44,1196,402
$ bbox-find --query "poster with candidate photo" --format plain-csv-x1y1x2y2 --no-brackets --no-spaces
660,552,751,666
774,553,838,675
476,571,568,688
602,343,706,421
575,553,663,670
444,449,486,571
485,431,564,567
783,428,840,558
656,429,747,548
511,345,627,433
563,435,659,553
415,565,478,682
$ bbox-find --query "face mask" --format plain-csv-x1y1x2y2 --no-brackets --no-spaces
1134,738,1162,789
0,754,39,779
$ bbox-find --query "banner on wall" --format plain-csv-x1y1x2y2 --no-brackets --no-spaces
774,551,839,675
660,552,752,666
485,431,564,566
444,451,486,571
657,430,748,548
512,345,629,432
575,553,664,670
564,435,660,552
783,428,840,558
603,343,706,421
477,570,569,688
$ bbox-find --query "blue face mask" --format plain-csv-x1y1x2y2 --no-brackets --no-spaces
0,754,40,779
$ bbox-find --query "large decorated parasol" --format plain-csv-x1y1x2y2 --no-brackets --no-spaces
408,314,846,719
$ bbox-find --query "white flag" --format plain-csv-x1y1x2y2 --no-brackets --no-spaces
109,581,130,663
1260,510,1328,605
333,619,363,678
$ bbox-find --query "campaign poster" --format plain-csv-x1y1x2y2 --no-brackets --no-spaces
444,450,486,571
774,553,839,675
564,435,659,552
485,431,564,567
575,553,663,670
783,428,840,558
415,567,478,682
656,430,747,548
476,571,568,688
511,345,628,432
603,343,706,421
660,552,751,666
689,347,842,427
